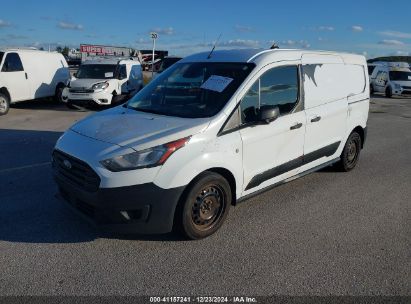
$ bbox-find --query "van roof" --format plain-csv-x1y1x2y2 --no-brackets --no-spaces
82,57,140,65
180,48,365,65
0,48,61,54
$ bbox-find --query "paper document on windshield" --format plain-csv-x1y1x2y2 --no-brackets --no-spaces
105,72,114,78
201,75,233,93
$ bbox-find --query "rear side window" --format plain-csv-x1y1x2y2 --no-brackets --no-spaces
240,66,299,124
1,53,24,72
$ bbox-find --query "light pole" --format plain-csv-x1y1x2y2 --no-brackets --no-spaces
150,32,158,79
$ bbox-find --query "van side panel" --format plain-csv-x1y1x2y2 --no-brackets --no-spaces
302,62,348,160
301,55,369,173
20,52,69,99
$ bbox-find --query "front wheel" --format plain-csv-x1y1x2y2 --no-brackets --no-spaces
0,93,10,115
55,84,65,103
178,172,231,240
385,86,392,98
337,132,362,172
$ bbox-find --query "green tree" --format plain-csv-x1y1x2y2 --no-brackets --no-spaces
62,46,70,57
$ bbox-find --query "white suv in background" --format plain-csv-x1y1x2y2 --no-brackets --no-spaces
53,49,369,239
370,62,411,97
62,57,143,108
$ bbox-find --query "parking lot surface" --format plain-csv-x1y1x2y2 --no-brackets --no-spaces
0,96,410,296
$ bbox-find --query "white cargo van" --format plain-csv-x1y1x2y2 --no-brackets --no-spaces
370,62,411,97
0,49,70,115
53,49,369,239
62,57,143,108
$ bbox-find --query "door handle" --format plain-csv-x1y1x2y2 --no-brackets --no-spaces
310,115,321,123
290,122,303,130
25,73,28,79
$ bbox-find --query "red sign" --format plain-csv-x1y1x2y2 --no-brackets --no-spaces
80,45,103,54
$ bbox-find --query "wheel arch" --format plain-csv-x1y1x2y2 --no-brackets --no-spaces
351,125,365,149
0,87,11,101
172,167,237,231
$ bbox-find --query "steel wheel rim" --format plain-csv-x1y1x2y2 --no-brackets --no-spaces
347,138,358,166
0,96,7,113
191,184,225,231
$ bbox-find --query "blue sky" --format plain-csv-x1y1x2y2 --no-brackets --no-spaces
0,0,410,58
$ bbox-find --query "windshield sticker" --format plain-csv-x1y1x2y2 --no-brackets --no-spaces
105,72,114,78
200,75,233,93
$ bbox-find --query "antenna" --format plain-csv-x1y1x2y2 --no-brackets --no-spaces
207,33,222,59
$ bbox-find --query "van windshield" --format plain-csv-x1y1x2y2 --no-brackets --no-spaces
76,64,117,79
389,71,411,81
158,57,181,73
126,62,255,118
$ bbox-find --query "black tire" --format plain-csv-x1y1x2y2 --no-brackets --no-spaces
385,86,392,98
65,101,77,109
55,84,65,103
337,132,362,172
0,92,10,116
370,84,374,95
177,172,231,240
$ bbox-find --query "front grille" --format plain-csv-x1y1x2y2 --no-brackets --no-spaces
53,150,100,192
402,86,411,90
69,88,94,93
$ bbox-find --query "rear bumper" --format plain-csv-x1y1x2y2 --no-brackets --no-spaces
53,171,185,234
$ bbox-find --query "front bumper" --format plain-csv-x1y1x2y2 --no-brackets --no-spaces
62,89,114,105
53,163,185,234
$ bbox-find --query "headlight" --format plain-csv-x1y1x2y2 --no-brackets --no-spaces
92,82,109,91
100,136,191,172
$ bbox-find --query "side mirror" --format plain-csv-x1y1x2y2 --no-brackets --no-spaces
258,105,280,124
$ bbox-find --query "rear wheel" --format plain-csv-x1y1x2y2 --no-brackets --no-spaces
385,86,392,98
55,84,65,103
178,172,231,240
0,93,10,115
337,132,362,172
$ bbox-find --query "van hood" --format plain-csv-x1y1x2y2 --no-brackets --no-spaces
70,78,117,89
70,106,210,150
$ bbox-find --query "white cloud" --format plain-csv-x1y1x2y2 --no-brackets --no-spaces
351,25,363,32
318,26,335,31
220,39,260,48
279,39,310,49
393,50,410,56
57,22,83,30
234,24,254,33
378,39,404,46
149,27,174,35
379,30,411,39
0,19,11,28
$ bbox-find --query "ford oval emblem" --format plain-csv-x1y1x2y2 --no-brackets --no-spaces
63,159,72,169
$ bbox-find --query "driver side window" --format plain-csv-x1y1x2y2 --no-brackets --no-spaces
240,65,299,124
